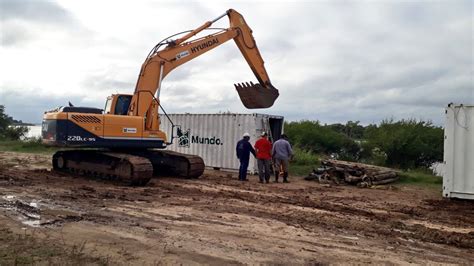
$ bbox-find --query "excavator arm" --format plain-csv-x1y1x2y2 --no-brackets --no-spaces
128,9,279,130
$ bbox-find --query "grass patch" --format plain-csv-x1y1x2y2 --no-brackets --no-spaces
290,148,321,176
292,148,320,165
0,138,57,154
396,169,442,187
290,164,316,176
0,228,110,265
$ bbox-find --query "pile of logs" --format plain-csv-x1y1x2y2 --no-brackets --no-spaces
305,159,399,187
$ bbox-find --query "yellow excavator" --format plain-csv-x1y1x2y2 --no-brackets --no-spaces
41,9,279,185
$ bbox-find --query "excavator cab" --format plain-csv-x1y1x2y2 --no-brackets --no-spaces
104,94,133,115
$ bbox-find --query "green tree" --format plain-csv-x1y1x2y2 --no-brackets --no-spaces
328,121,365,139
0,105,29,140
364,119,443,168
0,105,9,131
285,120,360,160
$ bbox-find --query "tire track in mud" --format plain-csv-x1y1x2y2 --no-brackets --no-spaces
145,178,474,249
77,175,474,250
1,166,473,262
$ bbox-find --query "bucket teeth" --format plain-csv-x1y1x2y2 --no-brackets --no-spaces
235,81,279,109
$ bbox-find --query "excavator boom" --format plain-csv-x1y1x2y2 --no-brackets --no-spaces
129,9,279,127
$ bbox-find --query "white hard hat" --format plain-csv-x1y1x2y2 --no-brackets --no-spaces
243,132,250,137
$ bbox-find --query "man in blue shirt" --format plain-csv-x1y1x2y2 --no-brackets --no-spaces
236,132,256,181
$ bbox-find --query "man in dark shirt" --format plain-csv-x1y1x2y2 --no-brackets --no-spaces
236,132,256,181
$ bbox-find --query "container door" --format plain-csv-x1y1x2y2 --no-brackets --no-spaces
269,117,283,141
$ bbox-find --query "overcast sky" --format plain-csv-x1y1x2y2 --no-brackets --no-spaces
1,0,472,125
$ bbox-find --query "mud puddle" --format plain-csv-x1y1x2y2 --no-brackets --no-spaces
0,194,81,227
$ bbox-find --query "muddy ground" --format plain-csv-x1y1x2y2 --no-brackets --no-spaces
0,151,473,265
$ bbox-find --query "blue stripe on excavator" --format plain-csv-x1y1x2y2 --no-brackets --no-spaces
42,119,165,149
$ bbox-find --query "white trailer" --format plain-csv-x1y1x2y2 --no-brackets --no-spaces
160,113,284,173
443,104,474,200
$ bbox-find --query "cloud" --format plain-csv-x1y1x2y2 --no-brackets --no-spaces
0,88,103,124
0,0,88,46
1,0,75,24
0,1,472,126
80,68,136,94
0,20,33,46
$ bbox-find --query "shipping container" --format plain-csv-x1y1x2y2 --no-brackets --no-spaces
160,113,284,173
443,104,474,200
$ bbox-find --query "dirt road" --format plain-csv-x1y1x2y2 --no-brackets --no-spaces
0,151,473,264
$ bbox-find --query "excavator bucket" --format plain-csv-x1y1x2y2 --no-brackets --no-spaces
235,82,279,109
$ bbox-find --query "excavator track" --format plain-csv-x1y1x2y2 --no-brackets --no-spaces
52,150,153,186
133,150,205,179
51,149,205,185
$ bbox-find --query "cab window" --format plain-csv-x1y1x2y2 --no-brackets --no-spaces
115,95,132,115
104,98,112,114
